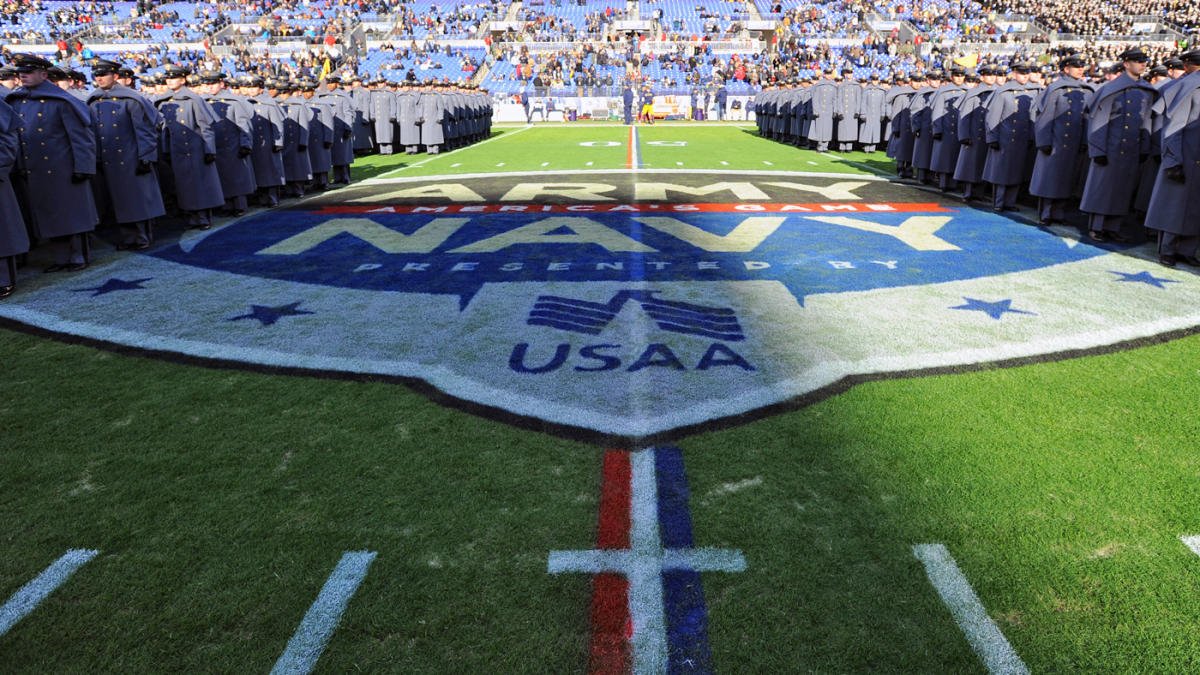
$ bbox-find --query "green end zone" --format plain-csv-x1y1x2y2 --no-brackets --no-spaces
3,126,1200,671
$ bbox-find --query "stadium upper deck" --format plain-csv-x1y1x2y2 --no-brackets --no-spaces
0,0,1194,92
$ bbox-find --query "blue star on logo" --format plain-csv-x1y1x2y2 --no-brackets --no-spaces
1110,270,1179,289
73,277,153,297
228,302,315,327
950,297,1037,320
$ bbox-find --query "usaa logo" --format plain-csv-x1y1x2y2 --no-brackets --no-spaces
510,290,754,375
4,171,1198,440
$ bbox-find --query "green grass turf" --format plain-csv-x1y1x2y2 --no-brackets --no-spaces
373,125,632,179
4,124,1200,671
358,123,878,179
637,125,864,174
4,326,1200,670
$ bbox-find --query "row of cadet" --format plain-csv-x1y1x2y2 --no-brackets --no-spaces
0,54,495,299
755,48,1200,269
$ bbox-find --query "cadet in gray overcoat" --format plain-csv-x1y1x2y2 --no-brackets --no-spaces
301,80,334,191
396,83,421,154
0,96,29,296
1144,50,1200,265
929,68,967,190
319,77,355,183
277,81,313,197
1080,49,1159,240
887,75,920,177
157,65,224,229
1028,55,1095,224
349,77,374,154
243,75,286,207
835,68,861,152
982,63,1037,211
369,80,396,154
908,72,941,183
953,67,997,201
417,82,447,153
6,53,98,269
857,75,888,153
807,70,838,152
87,58,165,249
203,72,256,215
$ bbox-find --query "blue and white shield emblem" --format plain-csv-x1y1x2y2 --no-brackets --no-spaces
4,171,1199,439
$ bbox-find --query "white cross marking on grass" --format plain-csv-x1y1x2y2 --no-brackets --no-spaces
496,162,505,167
1180,535,1200,557
763,160,773,166
0,549,99,638
676,162,684,167
912,544,1029,675
450,163,462,168
271,551,376,675
541,162,550,167
548,449,746,674
807,161,819,166
585,161,594,166
720,160,729,166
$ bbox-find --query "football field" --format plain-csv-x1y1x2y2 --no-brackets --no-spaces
3,123,1200,672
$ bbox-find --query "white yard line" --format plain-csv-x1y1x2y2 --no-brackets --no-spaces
271,551,377,675
377,125,532,177
1180,535,1200,557
0,549,99,638
912,544,1029,675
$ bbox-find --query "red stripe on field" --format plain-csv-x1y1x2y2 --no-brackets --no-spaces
589,574,631,674
589,450,632,673
596,450,631,549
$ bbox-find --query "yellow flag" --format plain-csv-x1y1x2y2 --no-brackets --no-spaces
953,53,979,69
319,57,332,81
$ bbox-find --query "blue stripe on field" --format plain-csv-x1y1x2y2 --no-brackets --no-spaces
655,447,714,673
655,447,694,548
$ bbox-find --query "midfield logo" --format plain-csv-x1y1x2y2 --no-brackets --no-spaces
4,172,1187,439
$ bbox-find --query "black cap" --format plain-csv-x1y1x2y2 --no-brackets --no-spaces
118,67,136,78
245,74,265,87
90,58,121,76
1119,48,1150,63
325,75,341,83
1012,61,1032,74
1182,49,1200,65
163,65,190,78
1148,65,1169,77
46,66,69,81
0,65,18,78
927,69,944,79
11,53,54,73
1060,55,1086,69
1164,57,1184,69
949,66,965,76
198,70,225,84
